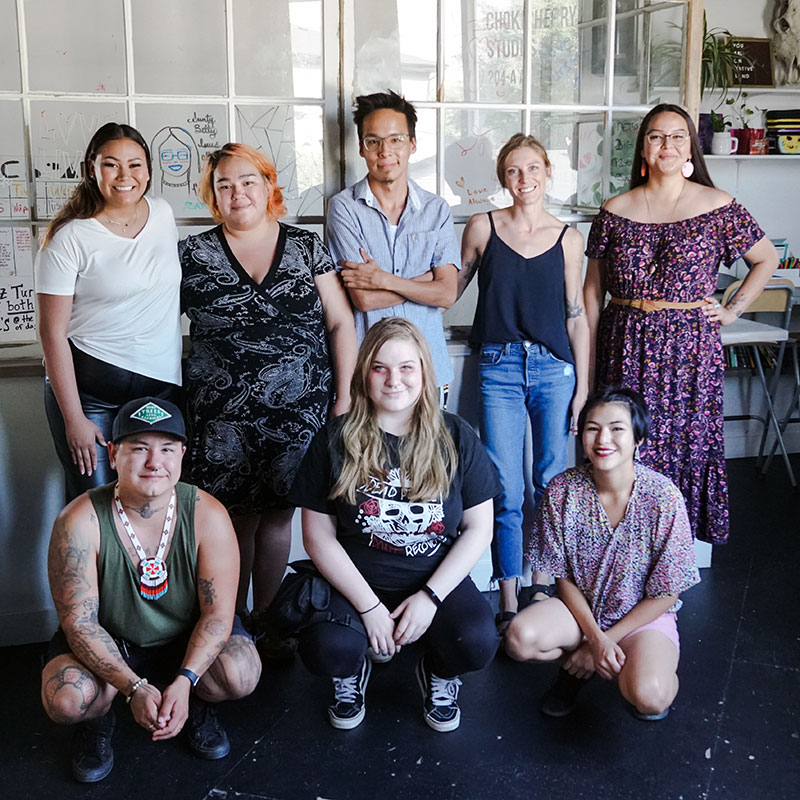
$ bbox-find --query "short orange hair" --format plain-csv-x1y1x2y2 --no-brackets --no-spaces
197,142,287,222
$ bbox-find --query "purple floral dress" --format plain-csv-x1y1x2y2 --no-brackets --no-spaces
586,201,764,544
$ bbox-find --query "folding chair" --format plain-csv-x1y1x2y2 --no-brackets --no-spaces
720,277,795,486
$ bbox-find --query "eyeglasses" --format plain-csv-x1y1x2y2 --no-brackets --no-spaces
646,132,690,146
360,134,411,152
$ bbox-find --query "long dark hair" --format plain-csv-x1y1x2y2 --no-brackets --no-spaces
629,103,714,190
42,123,152,247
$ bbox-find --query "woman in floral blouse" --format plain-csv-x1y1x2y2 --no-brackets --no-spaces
505,386,700,720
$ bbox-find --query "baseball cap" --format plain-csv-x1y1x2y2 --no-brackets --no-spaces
112,397,187,443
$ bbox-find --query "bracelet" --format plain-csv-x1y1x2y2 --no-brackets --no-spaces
177,667,200,688
421,584,442,608
125,677,148,704
358,599,381,615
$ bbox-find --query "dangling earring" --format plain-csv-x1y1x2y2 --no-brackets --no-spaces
640,161,647,178
681,160,694,178
634,443,641,461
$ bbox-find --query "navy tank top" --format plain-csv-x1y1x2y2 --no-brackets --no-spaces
469,211,574,365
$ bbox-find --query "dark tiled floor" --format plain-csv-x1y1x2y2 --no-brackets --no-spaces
2,457,799,800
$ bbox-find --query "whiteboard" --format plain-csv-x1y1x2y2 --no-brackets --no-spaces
136,103,229,219
131,0,227,96
236,104,324,217
29,100,127,219
24,0,126,94
0,100,29,220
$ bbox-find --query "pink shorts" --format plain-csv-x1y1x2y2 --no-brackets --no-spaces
620,612,680,656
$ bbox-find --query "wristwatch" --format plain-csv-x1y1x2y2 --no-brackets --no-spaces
177,667,200,688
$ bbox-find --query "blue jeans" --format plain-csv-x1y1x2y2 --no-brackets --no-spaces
43,345,179,503
479,342,575,581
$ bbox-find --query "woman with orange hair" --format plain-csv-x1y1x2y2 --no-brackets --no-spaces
180,143,357,654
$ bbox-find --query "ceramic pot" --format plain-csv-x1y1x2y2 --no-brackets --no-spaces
731,128,766,155
711,132,738,155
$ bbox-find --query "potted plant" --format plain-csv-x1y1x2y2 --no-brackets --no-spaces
709,111,737,155
726,93,766,154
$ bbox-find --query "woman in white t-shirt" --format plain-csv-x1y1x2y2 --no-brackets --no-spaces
35,123,182,501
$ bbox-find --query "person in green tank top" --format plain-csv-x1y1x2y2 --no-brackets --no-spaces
41,397,261,783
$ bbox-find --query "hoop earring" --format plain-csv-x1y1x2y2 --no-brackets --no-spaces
640,161,647,178
681,160,694,178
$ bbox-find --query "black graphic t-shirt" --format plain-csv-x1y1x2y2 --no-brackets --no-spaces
288,412,501,592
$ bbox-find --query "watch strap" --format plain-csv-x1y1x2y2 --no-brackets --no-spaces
178,667,200,688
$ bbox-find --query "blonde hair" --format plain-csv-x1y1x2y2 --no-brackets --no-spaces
496,133,551,188
331,318,457,503
197,142,286,223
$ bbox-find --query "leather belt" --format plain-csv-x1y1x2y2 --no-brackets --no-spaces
609,296,706,313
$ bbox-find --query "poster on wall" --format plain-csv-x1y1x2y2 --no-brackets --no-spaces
135,103,229,220
0,225,35,344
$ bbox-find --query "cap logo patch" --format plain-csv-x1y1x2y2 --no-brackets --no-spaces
130,402,172,425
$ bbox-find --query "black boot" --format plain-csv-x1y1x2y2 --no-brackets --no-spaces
71,708,115,783
186,697,230,760
540,669,593,717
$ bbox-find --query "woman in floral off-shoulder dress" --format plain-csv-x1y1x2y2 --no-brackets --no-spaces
584,104,778,544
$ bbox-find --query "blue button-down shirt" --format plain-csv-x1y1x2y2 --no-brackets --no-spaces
327,176,461,386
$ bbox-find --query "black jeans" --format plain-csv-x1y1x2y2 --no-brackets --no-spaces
44,343,180,502
298,577,498,679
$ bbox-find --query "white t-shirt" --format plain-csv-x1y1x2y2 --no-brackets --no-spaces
34,196,182,385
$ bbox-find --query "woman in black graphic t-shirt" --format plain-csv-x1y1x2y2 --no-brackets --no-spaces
288,318,500,733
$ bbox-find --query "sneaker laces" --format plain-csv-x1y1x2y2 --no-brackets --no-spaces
428,673,462,706
189,701,223,739
332,674,360,704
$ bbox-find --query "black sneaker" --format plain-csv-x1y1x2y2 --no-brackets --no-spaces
328,657,372,730
540,668,592,717
71,709,115,783
187,698,231,760
415,656,462,732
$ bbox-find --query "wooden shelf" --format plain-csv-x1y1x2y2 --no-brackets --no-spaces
706,155,800,160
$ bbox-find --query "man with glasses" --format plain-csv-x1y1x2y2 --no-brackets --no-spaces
327,90,460,401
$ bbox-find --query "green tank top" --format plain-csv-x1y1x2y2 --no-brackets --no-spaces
90,481,199,647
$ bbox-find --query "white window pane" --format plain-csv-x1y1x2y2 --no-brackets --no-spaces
235,104,324,218
136,103,229,219
132,0,227,96
444,0,525,103
25,0,126,94
442,108,523,214
234,0,323,98
30,101,128,219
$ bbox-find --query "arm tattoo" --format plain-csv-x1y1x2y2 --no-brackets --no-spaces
724,294,748,318
199,577,216,606
462,255,480,285
566,293,585,319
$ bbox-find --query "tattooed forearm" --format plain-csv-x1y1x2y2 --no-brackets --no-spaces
65,598,128,680
566,294,585,319
199,577,216,606
724,295,748,318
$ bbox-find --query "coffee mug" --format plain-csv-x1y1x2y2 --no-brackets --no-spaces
711,132,738,155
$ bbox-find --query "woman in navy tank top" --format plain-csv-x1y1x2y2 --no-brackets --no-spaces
457,133,589,637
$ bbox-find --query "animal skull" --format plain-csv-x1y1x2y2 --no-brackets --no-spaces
774,0,800,85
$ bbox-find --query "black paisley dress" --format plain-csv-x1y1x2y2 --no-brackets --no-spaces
180,224,334,514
